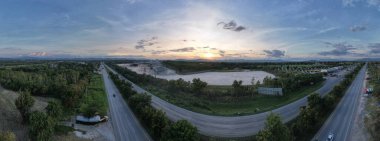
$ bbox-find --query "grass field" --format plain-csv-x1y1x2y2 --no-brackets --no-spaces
145,81,324,116
80,74,108,116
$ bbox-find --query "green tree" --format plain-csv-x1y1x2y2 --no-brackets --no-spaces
15,91,35,123
28,111,55,141
143,108,169,139
0,131,16,141
191,78,207,94
291,107,318,137
129,93,151,114
46,101,63,119
162,120,199,141
256,113,293,141
232,80,243,97
307,93,322,111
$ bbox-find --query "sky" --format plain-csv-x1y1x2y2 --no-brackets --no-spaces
1,0,380,60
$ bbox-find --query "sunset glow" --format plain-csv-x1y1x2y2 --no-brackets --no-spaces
1,0,380,60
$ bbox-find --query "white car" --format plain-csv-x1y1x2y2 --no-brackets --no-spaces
327,133,334,141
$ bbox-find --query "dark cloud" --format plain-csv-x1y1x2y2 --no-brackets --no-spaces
151,50,167,55
368,43,380,54
219,50,226,57
263,50,286,58
135,36,158,49
318,42,356,56
0,47,23,51
350,25,366,32
217,20,246,32
234,26,246,32
169,47,196,52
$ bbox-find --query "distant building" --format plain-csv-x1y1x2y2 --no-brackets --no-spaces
258,87,283,96
321,66,343,73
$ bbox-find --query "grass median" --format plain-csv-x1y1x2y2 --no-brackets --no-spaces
144,81,324,116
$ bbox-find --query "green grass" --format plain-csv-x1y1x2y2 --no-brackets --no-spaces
79,74,108,116
143,81,324,116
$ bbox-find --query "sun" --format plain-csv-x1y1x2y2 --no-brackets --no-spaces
202,52,215,59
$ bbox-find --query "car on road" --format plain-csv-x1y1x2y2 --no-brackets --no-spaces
113,94,116,97
327,133,334,141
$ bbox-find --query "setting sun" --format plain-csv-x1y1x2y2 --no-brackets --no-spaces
202,52,215,59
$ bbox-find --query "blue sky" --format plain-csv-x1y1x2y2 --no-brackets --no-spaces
1,0,380,59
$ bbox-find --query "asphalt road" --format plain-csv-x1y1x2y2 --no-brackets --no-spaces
100,64,152,141
313,65,366,141
105,64,348,138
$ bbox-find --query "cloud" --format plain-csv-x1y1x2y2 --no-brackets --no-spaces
135,36,158,49
318,27,339,34
343,0,361,7
368,0,380,7
318,42,357,56
342,0,380,8
125,0,141,4
169,47,196,52
151,50,167,55
217,20,247,32
0,47,23,51
350,25,367,32
28,52,48,57
263,50,286,58
219,50,226,57
368,43,380,53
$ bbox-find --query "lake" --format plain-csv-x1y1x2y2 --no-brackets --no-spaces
118,63,275,85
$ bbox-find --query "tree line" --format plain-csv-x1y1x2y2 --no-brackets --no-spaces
161,61,354,75
365,62,380,140
109,72,199,141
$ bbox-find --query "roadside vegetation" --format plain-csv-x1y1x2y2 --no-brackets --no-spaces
0,131,16,141
254,63,363,141
365,62,380,141
109,72,199,141
0,61,107,141
107,61,327,116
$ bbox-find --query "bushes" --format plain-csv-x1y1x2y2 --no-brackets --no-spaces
256,113,293,141
0,131,16,141
162,120,199,141
28,111,55,141
15,91,35,123
129,94,152,114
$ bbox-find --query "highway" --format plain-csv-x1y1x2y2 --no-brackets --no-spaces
104,63,350,138
313,64,366,141
100,64,152,141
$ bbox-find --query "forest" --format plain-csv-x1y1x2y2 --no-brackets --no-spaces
0,61,108,141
